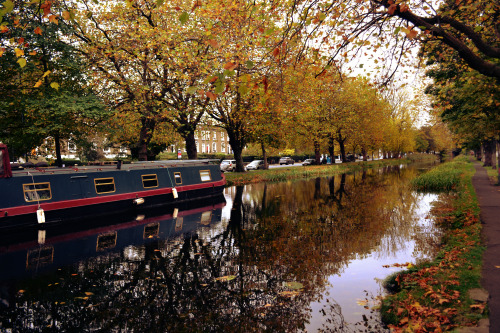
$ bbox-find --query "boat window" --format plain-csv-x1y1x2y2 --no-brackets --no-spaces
96,231,117,251
142,174,158,188
23,182,52,202
174,172,182,185
26,246,54,269
94,177,115,194
199,170,211,182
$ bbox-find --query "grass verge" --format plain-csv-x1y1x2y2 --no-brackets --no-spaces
381,156,486,332
224,158,412,186
483,165,499,185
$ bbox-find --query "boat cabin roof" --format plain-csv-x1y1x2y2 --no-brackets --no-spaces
9,159,220,177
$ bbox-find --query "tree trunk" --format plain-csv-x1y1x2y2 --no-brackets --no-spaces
54,132,62,167
339,140,346,163
475,148,482,161
483,139,495,167
328,136,335,164
227,130,245,172
184,131,198,159
261,142,268,169
138,117,156,161
314,140,321,165
361,146,367,161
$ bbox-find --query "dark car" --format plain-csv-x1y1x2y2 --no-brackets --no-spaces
279,157,294,165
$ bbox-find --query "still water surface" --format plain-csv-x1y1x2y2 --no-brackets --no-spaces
0,165,440,332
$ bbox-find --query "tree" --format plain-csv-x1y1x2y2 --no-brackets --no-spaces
0,0,107,164
71,0,218,160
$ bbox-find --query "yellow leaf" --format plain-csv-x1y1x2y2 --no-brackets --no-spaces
84,292,94,296
43,70,51,78
17,58,26,68
62,11,70,20
0,25,9,33
15,48,24,57
50,82,59,90
34,80,43,88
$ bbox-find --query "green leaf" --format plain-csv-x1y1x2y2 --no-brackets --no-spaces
156,0,164,5
245,60,254,69
394,27,401,34
319,12,326,21
2,1,14,13
17,58,26,68
359,64,364,68
238,84,248,95
50,82,60,90
179,12,189,24
214,82,224,94
186,86,197,94
286,281,304,290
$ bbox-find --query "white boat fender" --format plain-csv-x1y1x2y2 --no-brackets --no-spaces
133,198,145,205
36,208,45,224
173,208,179,218
38,230,46,244
172,188,178,199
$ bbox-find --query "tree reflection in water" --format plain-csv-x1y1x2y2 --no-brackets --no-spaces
0,165,440,332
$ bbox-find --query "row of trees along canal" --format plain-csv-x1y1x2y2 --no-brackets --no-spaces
1,0,498,170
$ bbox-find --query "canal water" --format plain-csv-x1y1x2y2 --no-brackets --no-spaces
0,164,440,332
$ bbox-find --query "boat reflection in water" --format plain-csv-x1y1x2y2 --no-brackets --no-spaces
0,195,225,282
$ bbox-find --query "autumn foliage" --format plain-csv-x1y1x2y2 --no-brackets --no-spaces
382,157,486,331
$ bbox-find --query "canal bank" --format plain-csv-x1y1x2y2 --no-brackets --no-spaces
472,162,500,333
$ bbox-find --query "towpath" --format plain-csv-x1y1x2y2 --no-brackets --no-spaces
472,162,500,333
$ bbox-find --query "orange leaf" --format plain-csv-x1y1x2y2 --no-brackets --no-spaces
223,62,237,70
34,27,43,35
387,4,397,15
18,37,25,45
206,91,216,100
49,15,58,24
29,50,37,55
206,39,218,48
272,47,280,58
34,80,43,88
406,29,418,39
400,4,409,12
62,11,71,20
0,25,8,33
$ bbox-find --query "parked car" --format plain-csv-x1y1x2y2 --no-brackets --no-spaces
279,157,294,165
302,159,316,166
345,154,356,162
220,159,236,172
245,160,265,170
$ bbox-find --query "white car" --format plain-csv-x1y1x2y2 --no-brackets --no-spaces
220,159,236,172
245,160,265,170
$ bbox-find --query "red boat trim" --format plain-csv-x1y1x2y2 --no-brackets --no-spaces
1,177,226,218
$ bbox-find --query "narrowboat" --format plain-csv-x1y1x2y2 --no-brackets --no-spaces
0,144,226,229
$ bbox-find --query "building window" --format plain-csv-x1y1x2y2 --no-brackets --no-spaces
199,170,211,182
221,142,226,153
213,131,217,140
94,178,116,194
202,131,209,141
174,172,182,185
220,131,224,140
103,146,111,154
194,132,199,140
68,141,77,152
212,142,217,153
201,143,206,153
196,141,199,153
142,174,158,188
23,182,52,202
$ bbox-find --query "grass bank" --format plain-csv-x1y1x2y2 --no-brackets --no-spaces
382,156,486,331
224,158,413,186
